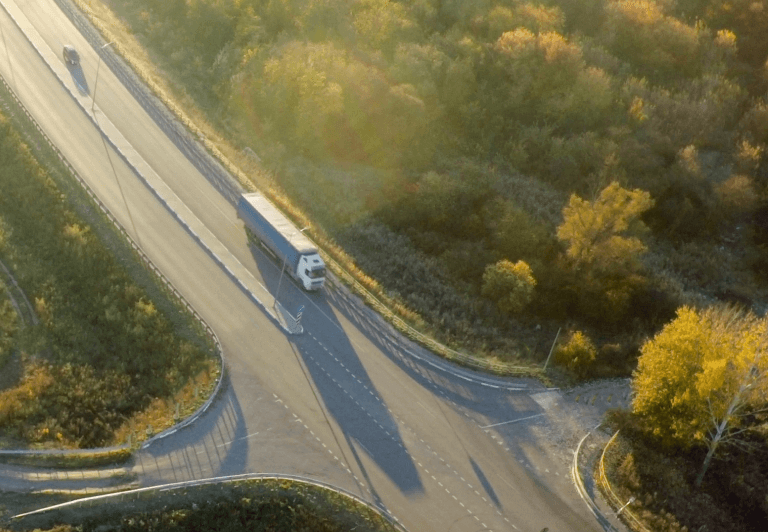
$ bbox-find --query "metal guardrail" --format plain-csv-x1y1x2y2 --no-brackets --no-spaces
323,252,543,377
597,431,652,532
12,473,409,532
0,49,225,457
571,424,620,532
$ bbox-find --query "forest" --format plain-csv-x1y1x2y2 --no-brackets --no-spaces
76,1,768,529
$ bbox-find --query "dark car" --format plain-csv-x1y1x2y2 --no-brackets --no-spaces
63,45,79,65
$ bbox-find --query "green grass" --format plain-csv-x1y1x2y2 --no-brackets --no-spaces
0,77,219,450
9,478,400,532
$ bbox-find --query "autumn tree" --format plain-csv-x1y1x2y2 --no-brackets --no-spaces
481,259,536,315
554,330,597,378
557,181,653,275
556,182,654,323
632,306,768,487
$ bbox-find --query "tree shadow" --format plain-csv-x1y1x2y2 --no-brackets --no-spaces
137,374,248,484
321,283,551,465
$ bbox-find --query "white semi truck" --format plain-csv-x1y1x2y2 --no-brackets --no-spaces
237,192,326,291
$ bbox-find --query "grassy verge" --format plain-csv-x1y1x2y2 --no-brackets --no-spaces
0,70,219,450
0,447,133,469
600,413,768,532
0,281,18,371
7,478,400,532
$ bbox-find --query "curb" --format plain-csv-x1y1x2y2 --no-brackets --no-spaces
571,424,622,532
597,431,652,532
60,0,549,381
11,473,409,532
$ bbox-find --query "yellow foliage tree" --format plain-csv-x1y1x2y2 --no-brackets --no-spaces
481,259,536,315
557,181,654,275
554,330,597,377
632,306,768,487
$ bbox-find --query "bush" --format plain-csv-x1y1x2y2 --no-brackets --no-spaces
481,259,536,315
554,330,597,377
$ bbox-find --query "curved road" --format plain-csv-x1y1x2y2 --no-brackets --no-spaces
0,1,614,531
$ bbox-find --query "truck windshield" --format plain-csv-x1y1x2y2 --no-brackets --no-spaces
308,267,326,279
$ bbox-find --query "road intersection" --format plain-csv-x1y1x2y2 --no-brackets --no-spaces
0,1,630,530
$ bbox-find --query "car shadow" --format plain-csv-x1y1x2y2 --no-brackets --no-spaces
65,64,89,95
248,241,424,496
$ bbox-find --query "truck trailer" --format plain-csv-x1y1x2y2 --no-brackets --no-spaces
237,192,326,291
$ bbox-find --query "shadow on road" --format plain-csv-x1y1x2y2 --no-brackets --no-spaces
65,64,89,95
470,455,501,507
137,374,248,485
321,282,551,469
249,243,424,496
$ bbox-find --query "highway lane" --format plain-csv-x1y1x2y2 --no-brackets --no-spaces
0,1,609,530
0,0,361,496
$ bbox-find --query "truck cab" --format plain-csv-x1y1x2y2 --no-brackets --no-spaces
298,254,326,290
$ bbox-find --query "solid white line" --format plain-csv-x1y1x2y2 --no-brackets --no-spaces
480,413,544,429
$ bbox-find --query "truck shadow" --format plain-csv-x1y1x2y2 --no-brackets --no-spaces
248,244,424,496
320,282,559,482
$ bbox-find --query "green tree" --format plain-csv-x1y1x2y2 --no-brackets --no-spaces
602,0,702,80
632,306,768,487
481,259,536,315
556,181,653,275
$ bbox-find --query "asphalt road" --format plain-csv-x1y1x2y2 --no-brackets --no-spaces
0,1,611,530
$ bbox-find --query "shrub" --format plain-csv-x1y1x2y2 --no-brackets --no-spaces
554,330,597,377
481,259,536,315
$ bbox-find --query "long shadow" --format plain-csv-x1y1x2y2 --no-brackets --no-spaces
321,283,553,470
65,63,89,95
317,283,597,530
137,374,249,484
470,455,501,507
250,243,424,495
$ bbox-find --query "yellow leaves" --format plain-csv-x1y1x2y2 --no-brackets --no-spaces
629,96,647,123
63,223,89,246
557,182,653,273
35,296,52,324
495,29,582,66
135,298,157,318
714,29,737,49
352,0,415,53
495,28,537,56
610,0,664,27
555,330,597,376
538,31,582,65
0,363,54,425
633,305,768,448
481,259,536,315
696,358,728,397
